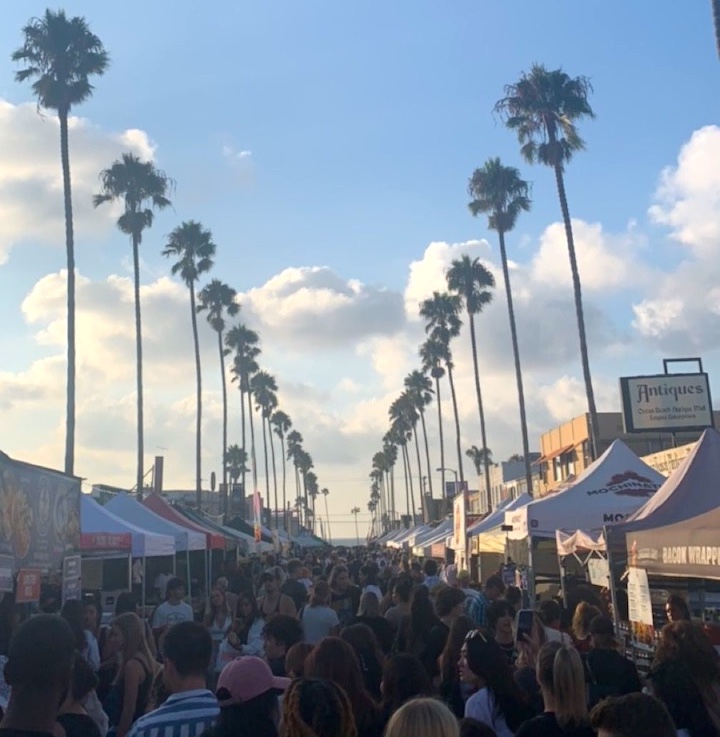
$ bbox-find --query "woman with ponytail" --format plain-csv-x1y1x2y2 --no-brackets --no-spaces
515,642,593,737
280,677,357,737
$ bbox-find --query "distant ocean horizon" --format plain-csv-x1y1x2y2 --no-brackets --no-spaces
328,536,363,548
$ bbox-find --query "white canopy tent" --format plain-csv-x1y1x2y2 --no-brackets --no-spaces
469,493,532,554
507,441,664,541
413,518,453,556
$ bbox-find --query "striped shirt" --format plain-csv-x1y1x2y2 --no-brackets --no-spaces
127,689,219,737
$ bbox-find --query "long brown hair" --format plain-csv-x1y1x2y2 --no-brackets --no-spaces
280,677,357,737
537,642,588,728
440,615,475,685
304,637,380,731
112,612,156,684
571,602,601,641
655,621,720,688
203,586,230,627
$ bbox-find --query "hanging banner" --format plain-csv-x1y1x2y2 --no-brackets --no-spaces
0,455,81,573
587,557,610,587
628,567,653,626
62,555,82,603
253,491,262,542
15,568,42,604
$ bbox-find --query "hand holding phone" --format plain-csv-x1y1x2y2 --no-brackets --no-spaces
515,608,534,644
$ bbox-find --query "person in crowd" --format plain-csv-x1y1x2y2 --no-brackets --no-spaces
0,615,76,737
127,621,218,737
263,615,304,677
154,568,172,602
214,576,238,616
460,629,533,737
340,624,385,699
439,615,475,718
380,653,433,722
57,655,105,737
115,593,157,658
208,656,289,737
514,612,546,714
410,562,425,585
151,578,194,640
0,593,23,659
379,576,398,615
300,580,339,645
259,569,297,620
666,593,692,623
204,587,233,681
226,561,254,599
516,642,593,737
360,564,383,601
505,586,523,612
456,570,488,627
83,599,102,642
424,586,475,679
305,637,383,737
649,619,720,736
583,616,641,707
352,591,394,654
281,560,309,612
486,600,516,665
423,560,441,589
537,601,572,646
570,602,601,654
589,693,677,737
280,677,357,737
217,590,265,674
329,565,361,628
384,575,413,631
104,612,161,737
61,599,101,672
285,643,314,679
385,697,460,737
459,718,500,737
395,585,440,656
484,575,505,604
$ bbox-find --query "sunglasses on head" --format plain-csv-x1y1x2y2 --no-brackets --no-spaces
465,629,488,643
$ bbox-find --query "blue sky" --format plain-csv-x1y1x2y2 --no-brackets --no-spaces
0,1,718,536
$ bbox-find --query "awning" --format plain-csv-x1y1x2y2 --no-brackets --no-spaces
143,493,225,550
533,444,575,465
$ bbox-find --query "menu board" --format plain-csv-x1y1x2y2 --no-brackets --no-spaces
628,567,654,626
0,455,81,573
587,557,610,587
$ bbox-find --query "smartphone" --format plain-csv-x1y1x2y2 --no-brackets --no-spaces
515,609,534,643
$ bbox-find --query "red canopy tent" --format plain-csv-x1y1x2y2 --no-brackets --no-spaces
143,493,227,550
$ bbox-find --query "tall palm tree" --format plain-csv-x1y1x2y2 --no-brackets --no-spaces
496,64,599,460
382,436,398,528
226,324,260,500
296,450,314,525
321,487,332,543
224,444,248,512
466,446,494,508
286,430,304,526
250,371,278,525
404,370,435,522
420,337,447,505
389,399,416,524
468,157,534,498
306,471,319,533
94,154,172,497
162,221,216,508
197,280,239,505
13,11,109,478
271,411,292,532
420,292,465,487
447,255,495,508
351,506,361,546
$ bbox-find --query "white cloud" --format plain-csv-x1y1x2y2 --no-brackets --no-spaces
0,99,155,265
222,145,252,161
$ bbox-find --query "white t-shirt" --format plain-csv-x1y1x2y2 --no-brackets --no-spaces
154,573,170,598
152,600,194,629
465,688,513,737
544,626,573,646
363,584,383,601
301,605,340,644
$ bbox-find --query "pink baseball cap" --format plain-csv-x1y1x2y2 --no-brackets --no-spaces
216,656,290,706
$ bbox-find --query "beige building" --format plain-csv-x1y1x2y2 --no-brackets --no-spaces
536,411,718,495
468,455,541,514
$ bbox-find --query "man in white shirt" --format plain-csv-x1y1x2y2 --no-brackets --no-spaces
152,577,194,639
538,599,572,645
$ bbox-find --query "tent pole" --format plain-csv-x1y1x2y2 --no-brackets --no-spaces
186,552,192,601
604,526,621,638
141,556,146,618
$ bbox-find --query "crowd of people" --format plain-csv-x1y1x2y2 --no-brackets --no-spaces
0,549,719,737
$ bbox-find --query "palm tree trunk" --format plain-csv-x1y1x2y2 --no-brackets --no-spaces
59,111,76,478
413,428,426,523
240,385,246,516
294,464,302,527
498,228,533,499
302,473,309,528
190,286,203,509
435,375,447,513
132,231,145,499
446,363,465,486
324,495,332,543
468,312,492,511
218,330,228,512
261,414,270,515
247,390,258,496
419,407,433,512
554,163,599,461
269,423,279,530
713,0,720,58
280,435,287,532
401,445,411,525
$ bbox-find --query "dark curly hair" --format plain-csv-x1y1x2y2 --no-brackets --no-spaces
280,678,357,737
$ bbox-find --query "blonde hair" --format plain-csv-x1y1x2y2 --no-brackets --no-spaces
571,601,601,641
358,591,380,617
385,698,459,737
112,612,156,684
537,642,588,728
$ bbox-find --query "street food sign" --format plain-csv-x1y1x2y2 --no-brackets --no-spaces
15,568,41,603
0,453,81,573
620,373,714,434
